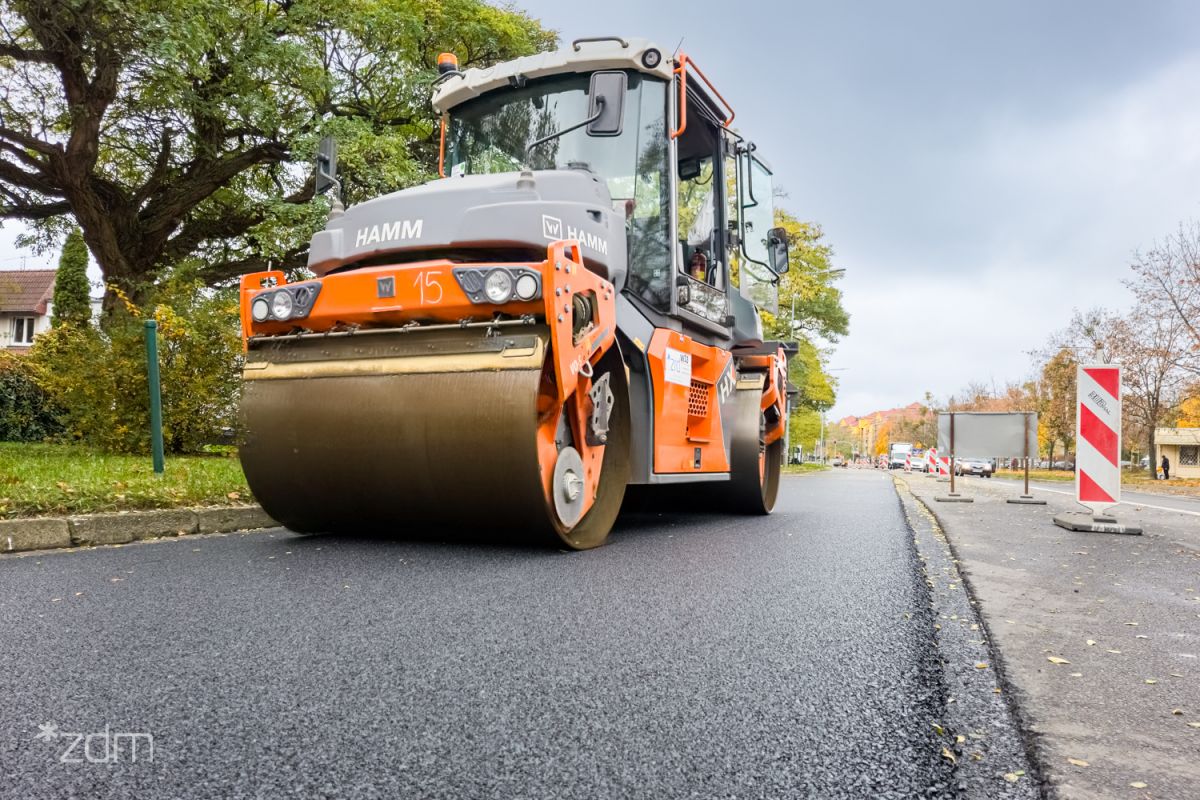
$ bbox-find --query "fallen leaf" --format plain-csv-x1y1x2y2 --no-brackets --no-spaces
955,735,965,744
1086,640,1097,646
1107,649,1122,654
1145,679,1158,685
1124,622,1139,626
1067,758,1089,767
941,747,956,764
969,751,983,761
1172,709,1183,715
1070,672,1083,677
1187,722,1200,729
1130,781,1147,789
975,662,989,670
1048,656,1071,665
1136,635,1149,639
1003,773,1020,783
227,491,241,500
932,723,944,736
1170,673,1183,678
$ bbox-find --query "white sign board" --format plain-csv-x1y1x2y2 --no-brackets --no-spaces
937,412,1038,458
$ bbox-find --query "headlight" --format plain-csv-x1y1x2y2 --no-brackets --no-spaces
483,269,514,303
251,298,270,322
514,273,539,301
270,291,294,320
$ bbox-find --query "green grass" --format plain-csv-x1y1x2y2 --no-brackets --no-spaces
995,468,1074,483
0,442,252,518
783,462,829,475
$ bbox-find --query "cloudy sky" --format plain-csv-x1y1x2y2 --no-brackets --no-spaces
5,1,1200,419
514,0,1200,417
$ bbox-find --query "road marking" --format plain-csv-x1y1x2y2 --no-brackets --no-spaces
1022,485,1200,517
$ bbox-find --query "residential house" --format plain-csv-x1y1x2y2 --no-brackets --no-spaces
0,269,55,351
1155,427,1200,480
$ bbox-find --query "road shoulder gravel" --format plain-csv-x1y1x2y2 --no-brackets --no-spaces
893,476,1042,799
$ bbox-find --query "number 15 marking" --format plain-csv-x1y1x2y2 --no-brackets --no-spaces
414,270,443,305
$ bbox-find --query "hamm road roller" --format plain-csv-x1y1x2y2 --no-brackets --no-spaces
238,36,795,549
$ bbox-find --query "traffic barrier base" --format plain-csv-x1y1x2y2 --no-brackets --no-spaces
1052,512,1142,535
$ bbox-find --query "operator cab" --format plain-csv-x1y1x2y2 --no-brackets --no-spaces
435,36,789,346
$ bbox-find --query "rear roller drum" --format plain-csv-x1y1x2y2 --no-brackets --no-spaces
726,389,782,515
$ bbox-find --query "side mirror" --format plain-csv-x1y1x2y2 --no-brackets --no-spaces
315,136,338,195
587,71,626,136
767,226,789,274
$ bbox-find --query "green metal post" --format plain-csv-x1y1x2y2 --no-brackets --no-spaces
144,320,165,475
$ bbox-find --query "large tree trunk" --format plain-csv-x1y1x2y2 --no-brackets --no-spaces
1048,441,1056,470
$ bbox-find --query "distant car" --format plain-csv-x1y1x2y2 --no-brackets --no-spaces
831,457,845,467
955,457,994,477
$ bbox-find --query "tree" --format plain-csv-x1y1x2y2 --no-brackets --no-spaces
1128,222,1200,374
1177,391,1200,428
1037,347,1076,468
0,0,554,308
50,228,90,327
1069,307,1191,477
761,210,849,344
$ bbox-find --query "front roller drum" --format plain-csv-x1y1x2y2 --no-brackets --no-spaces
238,328,630,549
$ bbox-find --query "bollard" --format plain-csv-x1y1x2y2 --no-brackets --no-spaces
144,320,165,475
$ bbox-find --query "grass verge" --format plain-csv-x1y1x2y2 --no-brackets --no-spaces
783,462,829,475
0,442,252,518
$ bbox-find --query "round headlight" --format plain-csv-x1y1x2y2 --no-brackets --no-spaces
251,297,270,322
483,270,514,303
514,273,539,301
641,48,662,69
270,291,294,320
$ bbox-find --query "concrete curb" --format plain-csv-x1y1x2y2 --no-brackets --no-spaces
1,505,278,554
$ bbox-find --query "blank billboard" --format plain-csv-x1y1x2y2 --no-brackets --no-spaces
937,412,1038,458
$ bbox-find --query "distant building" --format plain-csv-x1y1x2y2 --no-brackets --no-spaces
0,268,101,351
1155,427,1200,480
0,269,55,351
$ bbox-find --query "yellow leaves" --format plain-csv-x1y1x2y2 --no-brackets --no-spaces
941,747,956,764
975,662,989,670
1130,781,1148,789
1086,639,1097,646
1067,758,1089,767
1187,722,1200,729
1047,656,1070,665
1145,679,1158,685
1003,773,1020,783
931,723,945,736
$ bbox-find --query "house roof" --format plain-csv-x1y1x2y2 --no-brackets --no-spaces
1156,427,1200,445
0,269,55,315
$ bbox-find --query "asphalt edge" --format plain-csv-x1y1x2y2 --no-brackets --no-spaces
892,474,1048,800
0,505,279,555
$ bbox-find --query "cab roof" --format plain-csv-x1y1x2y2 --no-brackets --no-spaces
431,36,674,114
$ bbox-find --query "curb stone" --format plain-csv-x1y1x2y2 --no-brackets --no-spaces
1,517,72,553
0,505,278,554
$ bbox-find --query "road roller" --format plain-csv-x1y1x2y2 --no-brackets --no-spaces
238,36,795,549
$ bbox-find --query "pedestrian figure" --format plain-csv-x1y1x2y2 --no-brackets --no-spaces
1161,454,1170,481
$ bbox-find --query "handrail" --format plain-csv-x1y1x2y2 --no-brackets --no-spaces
438,115,446,178
669,53,735,140
572,36,629,51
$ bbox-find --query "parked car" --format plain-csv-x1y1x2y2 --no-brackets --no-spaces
831,457,844,467
955,457,994,477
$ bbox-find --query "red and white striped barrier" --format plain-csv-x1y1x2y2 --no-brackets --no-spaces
904,453,912,472
926,448,937,476
939,455,951,478
1076,364,1121,514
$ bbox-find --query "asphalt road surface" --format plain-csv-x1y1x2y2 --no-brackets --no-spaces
2,471,986,798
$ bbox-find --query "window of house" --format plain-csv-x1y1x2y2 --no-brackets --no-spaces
12,316,35,345
1181,445,1198,467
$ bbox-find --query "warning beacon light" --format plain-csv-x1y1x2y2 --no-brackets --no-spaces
437,52,459,75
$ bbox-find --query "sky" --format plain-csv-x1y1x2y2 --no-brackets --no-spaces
5,1,1200,419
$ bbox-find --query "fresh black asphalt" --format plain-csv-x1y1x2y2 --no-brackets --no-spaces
1,470,993,798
